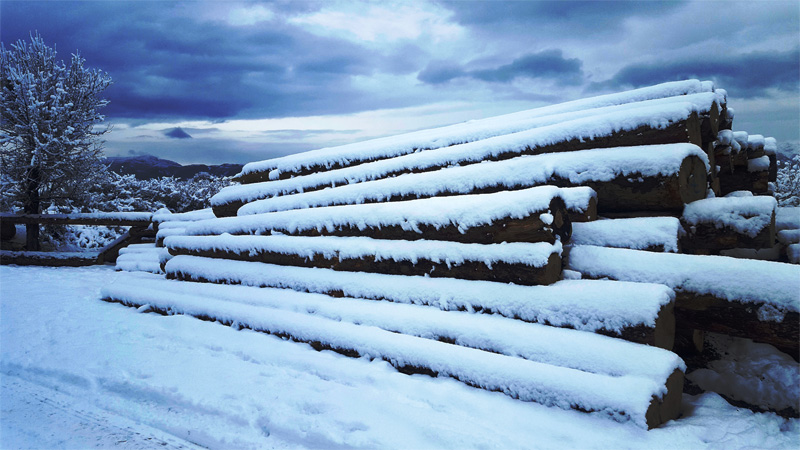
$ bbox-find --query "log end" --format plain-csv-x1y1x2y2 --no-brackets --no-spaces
654,301,676,351
645,369,685,429
678,155,709,205
212,201,243,218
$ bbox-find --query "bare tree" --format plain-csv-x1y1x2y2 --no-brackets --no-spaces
1,32,112,249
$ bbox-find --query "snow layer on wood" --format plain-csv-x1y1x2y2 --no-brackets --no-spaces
103,274,683,381
557,186,596,213
165,234,561,268
236,80,717,180
571,217,682,252
682,196,776,237
764,137,778,156
747,135,765,151
165,255,673,333
732,131,749,150
717,130,733,146
216,96,717,207
115,258,162,274
687,333,799,412
778,230,800,245
103,283,667,427
152,208,216,223
789,244,800,264
747,156,770,172
567,245,800,314
118,243,161,254
191,185,565,237
724,191,754,198
156,227,187,240
776,207,800,231
236,144,706,216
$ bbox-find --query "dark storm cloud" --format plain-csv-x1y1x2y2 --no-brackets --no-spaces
592,49,800,97
0,1,423,121
441,0,686,25
418,50,583,85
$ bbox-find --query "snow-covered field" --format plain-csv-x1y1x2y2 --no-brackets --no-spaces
1,265,798,449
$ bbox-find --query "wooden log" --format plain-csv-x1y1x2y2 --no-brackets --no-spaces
718,166,769,196
164,255,677,349
194,186,573,245
235,85,719,184
674,294,799,360
568,194,597,222
577,155,707,213
566,245,800,359
231,146,708,219
236,112,704,186
166,235,562,286
0,250,99,266
102,284,682,428
680,196,776,253
570,217,682,253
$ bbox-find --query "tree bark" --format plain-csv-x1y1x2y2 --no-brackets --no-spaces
24,167,41,251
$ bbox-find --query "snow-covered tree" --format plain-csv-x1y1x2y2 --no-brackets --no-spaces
1,33,112,249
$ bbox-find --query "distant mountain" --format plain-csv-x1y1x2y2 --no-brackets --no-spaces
104,155,243,180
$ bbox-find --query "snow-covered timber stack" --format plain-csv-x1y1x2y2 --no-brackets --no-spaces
108,79,800,428
713,131,776,196
213,88,722,217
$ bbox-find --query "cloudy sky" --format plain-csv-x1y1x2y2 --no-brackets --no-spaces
2,0,798,165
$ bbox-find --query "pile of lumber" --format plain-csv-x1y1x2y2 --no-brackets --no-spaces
101,79,799,428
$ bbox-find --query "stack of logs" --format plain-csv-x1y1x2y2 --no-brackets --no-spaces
103,80,799,427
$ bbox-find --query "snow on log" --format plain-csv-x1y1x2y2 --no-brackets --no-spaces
234,144,708,217
166,235,562,285
164,255,676,349
103,273,684,381
777,207,800,231
234,80,718,184
213,97,719,216
566,245,800,357
189,186,572,245
101,278,681,429
570,217,683,252
680,196,776,253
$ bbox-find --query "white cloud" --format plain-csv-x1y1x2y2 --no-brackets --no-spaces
227,4,275,26
288,0,462,45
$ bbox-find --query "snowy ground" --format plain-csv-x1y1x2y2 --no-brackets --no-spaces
1,265,798,449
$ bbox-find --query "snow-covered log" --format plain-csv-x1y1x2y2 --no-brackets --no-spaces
189,186,572,245
230,144,708,218
164,255,677,349
103,274,684,381
101,279,682,428
213,96,719,216
234,80,719,184
680,197,777,253
570,217,683,252
165,235,562,285
566,245,800,358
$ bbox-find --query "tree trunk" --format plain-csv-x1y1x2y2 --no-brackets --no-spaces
24,167,41,251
